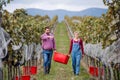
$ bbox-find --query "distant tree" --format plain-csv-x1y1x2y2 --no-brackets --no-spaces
0,0,13,10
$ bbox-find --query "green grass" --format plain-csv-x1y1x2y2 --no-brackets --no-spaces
35,22,90,80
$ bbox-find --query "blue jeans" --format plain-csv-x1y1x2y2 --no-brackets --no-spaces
42,50,53,74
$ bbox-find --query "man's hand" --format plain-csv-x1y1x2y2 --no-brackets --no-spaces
48,36,54,39
54,50,56,52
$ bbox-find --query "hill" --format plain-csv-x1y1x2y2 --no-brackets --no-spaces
26,8,107,21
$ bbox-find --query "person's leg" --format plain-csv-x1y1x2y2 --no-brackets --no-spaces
75,53,81,75
71,53,76,74
42,50,48,74
47,50,53,73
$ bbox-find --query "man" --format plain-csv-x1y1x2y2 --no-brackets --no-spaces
41,26,56,74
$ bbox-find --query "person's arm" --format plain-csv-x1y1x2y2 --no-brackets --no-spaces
80,39,84,55
68,39,73,55
53,38,56,50
41,34,48,40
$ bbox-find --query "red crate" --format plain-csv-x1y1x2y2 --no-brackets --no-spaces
53,51,69,64
23,66,37,75
21,75,30,80
14,76,18,80
14,75,30,80
23,66,30,75
89,66,104,77
30,66,37,75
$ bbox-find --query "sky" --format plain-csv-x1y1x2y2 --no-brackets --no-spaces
3,0,108,12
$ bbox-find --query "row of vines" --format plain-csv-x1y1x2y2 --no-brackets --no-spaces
65,0,120,48
1,8,57,66
0,0,58,80
64,0,120,80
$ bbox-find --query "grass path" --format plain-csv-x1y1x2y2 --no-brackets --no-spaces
35,22,90,80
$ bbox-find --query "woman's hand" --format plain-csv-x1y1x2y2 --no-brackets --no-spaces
82,54,84,58
67,54,70,57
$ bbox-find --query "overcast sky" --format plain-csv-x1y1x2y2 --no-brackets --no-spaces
3,0,108,12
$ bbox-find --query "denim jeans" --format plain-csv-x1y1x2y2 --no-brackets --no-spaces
42,49,53,74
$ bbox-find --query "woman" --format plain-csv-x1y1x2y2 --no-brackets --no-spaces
68,31,84,75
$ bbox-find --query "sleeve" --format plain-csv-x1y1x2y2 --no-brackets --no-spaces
41,34,48,40
68,39,73,54
80,39,84,55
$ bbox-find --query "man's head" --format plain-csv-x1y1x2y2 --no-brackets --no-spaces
45,26,50,34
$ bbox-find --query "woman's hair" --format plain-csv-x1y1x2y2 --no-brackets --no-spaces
74,31,80,37
74,31,80,34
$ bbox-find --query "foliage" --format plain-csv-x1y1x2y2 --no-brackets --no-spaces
2,9,48,44
103,0,120,39
65,16,112,48
65,0,120,48
0,0,13,10
1,9,58,66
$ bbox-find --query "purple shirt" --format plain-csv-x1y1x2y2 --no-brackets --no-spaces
41,33,56,50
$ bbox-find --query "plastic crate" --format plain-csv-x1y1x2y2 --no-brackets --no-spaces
30,66,37,75
89,66,103,77
23,66,37,75
23,66,30,75
53,51,69,64
21,75,30,80
14,76,18,80
14,75,30,80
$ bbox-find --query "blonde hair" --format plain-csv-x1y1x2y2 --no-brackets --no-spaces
74,31,80,34
74,31,80,37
